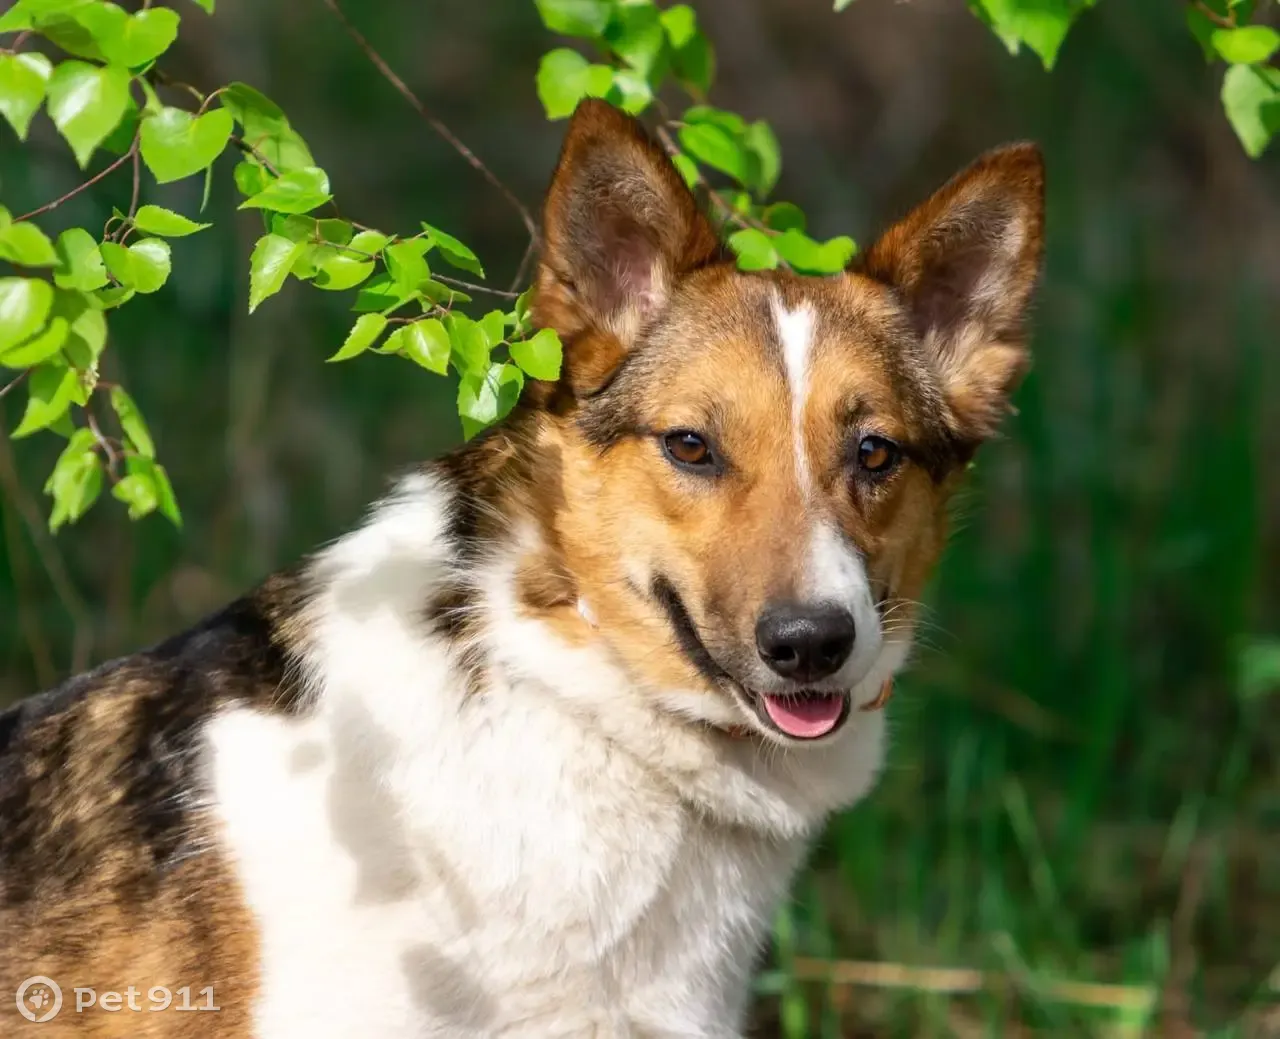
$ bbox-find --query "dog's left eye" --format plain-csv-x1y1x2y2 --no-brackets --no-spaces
856,435,900,475
662,430,716,471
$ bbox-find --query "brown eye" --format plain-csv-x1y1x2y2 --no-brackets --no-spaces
857,435,900,476
662,430,717,472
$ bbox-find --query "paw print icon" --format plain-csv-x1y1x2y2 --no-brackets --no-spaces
15,977,63,1023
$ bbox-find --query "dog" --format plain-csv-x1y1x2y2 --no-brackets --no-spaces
0,99,1043,1036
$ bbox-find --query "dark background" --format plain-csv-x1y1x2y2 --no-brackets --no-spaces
2,0,1278,1033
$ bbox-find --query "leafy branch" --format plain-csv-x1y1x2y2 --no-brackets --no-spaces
0,0,566,533
0,0,1276,535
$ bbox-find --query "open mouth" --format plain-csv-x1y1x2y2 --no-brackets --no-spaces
651,576,853,742
757,690,850,740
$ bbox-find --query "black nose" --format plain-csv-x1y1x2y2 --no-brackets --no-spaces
755,603,856,682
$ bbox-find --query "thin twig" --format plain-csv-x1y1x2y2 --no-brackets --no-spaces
85,410,121,483
509,237,538,294
128,145,142,222
2,31,33,54
434,274,519,299
318,0,540,250
0,370,29,400
149,68,205,106
231,135,282,179
15,143,137,222
652,121,776,238
1191,0,1236,29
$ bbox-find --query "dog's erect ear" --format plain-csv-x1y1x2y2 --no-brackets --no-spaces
533,99,720,397
860,143,1045,443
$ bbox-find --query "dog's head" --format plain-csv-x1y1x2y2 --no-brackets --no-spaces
527,100,1043,745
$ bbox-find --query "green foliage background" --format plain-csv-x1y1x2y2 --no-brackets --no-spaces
1,0,1279,1034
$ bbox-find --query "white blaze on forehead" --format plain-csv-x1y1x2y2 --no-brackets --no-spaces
771,293,816,495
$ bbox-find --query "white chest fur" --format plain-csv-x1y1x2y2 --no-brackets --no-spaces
203,476,889,1037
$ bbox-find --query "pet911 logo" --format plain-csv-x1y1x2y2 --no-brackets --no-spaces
16,976,219,1022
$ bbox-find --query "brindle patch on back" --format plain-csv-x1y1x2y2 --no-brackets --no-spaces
0,573,312,1035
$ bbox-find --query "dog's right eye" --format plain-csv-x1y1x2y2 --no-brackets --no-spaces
662,430,717,472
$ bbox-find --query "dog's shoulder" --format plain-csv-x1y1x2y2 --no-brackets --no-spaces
0,570,313,907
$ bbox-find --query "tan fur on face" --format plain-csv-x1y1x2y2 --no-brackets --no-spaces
515,101,1044,710
535,269,961,694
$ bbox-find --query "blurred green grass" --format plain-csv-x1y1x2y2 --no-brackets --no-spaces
2,0,1278,1034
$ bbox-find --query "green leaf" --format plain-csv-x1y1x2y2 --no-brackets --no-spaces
54,289,107,366
421,223,484,278
0,2,33,32
0,277,54,352
0,316,68,368
744,120,781,197
683,104,747,136
678,121,750,183
223,82,314,172
351,273,413,313
388,318,450,375
45,429,103,530
53,228,109,291
128,455,180,525
328,312,387,362
46,60,130,167
509,327,563,381
970,0,1084,70
669,29,713,96
608,68,653,115
313,253,374,291
93,284,134,309
12,361,78,438
25,6,106,63
109,385,154,457
420,280,471,306
605,2,667,78
536,48,613,120
478,310,507,348
1212,26,1280,65
447,313,490,376
132,204,210,237
763,201,806,232
458,362,524,439
233,158,271,197
773,229,856,274
1222,64,1280,157
534,0,611,38
383,238,431,293
99,93,138,153
834,0,857,9
728,228,778,271
1186,4,1227,61
0,53,53,140
0,221,57,267
74,4,180,67
309,228,386,291
247,233,305,313
238,166,332,214
100,237,170,294
536,49,588,120
671,152,700,189
111,470,158,520
190,0,214,12
660,5,696,48
139,105,233,183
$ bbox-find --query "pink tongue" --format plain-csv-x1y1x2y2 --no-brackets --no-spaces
762,693,844,739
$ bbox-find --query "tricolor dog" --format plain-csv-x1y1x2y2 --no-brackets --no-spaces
0,100,1044,1036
